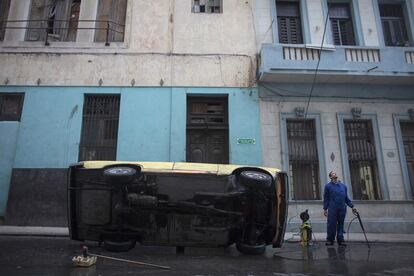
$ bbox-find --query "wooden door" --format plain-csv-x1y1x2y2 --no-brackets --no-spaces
186,97,229,164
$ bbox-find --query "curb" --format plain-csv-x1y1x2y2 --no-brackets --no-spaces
0,227,413,243
0,226,69,237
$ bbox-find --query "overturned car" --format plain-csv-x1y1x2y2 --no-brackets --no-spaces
68,161,288,254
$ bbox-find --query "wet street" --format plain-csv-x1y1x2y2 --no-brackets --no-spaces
0,236,413,276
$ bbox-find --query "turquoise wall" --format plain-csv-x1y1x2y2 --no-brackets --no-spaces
0,86,262,215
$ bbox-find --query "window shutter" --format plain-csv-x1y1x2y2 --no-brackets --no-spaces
331,19,341,45
0,0,11,40
276,1,303,44
328,3,355,46
112,0,127,42
289,17,302,44
26,0,49,41
380,4,409,46
95,0,127,42
278,17,288,44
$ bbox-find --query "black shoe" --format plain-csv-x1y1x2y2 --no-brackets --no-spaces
338,241,347,246
325,241,334,246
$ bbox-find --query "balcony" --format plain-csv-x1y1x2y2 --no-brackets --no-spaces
259,44,414,85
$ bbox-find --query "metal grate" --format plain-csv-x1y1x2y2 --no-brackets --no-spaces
287,119,320,200
400,122,414,199
78,94,120,161
344,120,382,200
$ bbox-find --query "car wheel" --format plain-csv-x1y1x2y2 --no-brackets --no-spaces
103,166,138,184
103,240,136,252
239,171,272,189
236,242,266,255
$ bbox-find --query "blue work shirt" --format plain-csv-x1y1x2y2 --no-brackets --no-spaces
323,181,354,210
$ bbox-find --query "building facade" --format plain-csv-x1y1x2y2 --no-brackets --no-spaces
255,0,414,233
0,0,262,224
1,0,413,233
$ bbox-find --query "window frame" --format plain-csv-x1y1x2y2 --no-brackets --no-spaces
94,0,128,43
25,0,82,42
191,0,223,14
374,0,414,47
280,113,327,201
323,0,363,46
0,93,25,122
271,0,311,45
337,113,389,200
393,114,414,200
78,93,121,161
328,1,356,46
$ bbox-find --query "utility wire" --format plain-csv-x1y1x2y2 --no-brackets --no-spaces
303,9,330,121
285,10,331,237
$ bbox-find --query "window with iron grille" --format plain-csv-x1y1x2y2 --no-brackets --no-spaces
344,120,382,200
328,2,356,45
26,0,81,42
95,0,127,42
379,3,409,46
276,0,303,44
400,122,414,199
79,95,120,161
0,93,24,121
192,0,222,13
0,0,11,41
287,119,320,200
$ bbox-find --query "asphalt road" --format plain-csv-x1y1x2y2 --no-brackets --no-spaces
0,236,413,276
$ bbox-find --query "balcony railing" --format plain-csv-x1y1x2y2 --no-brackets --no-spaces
0,19,125,46
406,51,414,64
260,43,414,84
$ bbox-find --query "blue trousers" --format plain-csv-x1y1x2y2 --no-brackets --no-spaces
326,207,346,242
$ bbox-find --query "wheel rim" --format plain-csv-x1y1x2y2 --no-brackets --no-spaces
106,167,135,175
244,172,267,180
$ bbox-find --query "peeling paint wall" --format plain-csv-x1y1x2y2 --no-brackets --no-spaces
0,0,257,87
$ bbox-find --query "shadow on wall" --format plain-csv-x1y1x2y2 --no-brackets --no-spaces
5,169,68,227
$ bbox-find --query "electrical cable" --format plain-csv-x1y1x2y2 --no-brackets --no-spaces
303,8,330,121
283,9,331,239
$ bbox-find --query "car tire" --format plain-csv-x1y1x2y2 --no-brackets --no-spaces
236,242,266,255
239,171,272,190
103,166,138,185
103,240,136,252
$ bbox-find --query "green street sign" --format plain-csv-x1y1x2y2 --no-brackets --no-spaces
237,138,255,145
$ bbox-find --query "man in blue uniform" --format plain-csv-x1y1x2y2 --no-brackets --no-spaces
323,171,357,246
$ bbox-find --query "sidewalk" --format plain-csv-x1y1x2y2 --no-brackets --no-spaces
284,232,414,243
0,226,413,243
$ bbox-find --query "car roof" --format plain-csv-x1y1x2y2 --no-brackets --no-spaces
79,161,280,176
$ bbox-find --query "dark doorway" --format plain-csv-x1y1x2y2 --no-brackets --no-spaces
400,122,414,199
186,96,229,164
